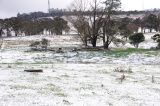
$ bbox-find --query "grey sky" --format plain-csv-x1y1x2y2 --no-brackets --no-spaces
0,0,160,19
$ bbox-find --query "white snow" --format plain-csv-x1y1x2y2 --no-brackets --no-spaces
0,33,160,106
0,64,160,106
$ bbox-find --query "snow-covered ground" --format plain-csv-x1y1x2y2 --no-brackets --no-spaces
0,34,160,106
0,64,160,106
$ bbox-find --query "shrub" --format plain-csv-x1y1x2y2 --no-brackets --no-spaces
41,38,49,50
29,38,49,51
157,38,160,49
41,38,49,45
151,34,160,49
151,34,160,41
129,33,145,48
30,41,40,49
114,67,133,73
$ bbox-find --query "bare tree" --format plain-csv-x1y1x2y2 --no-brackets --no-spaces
67,0,90,46
67,0,104,47
89,0,105,47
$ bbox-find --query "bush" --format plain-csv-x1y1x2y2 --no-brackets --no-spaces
41,38,49,45
129,33,145,48
151,34,160,41
114,67,133,73
157,39,160,49
151,34,160,49
30,41,40,49
30,38,49,51
41,38,49,50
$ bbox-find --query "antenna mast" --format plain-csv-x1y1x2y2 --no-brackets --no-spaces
48,0,50,13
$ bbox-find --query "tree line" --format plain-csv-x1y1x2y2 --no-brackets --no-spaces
0,17,70,37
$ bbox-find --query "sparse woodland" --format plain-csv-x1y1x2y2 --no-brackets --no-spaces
0,0,160,49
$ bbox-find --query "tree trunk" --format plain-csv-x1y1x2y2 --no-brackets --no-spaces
92,36,97,47
84,37,88,47
60,30,63,35
91,0,97,48
104,36,109,49
150,29,152,33
15,32,18,36
141,26,144,33
125,37,128,41
84,41,88,47
7,29,11,37
103,27,106,46
0,29,2,37
143,29,145,33
134,43,139,48
104,43,109,49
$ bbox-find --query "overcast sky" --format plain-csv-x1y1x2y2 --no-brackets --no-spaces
0,0,160,19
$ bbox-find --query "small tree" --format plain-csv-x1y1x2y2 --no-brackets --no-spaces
103,19,120,49
73,17,90,46
152,34,160,49
119,17,138,41
52,17,69,35
103,0,121,49
129,33,145,48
